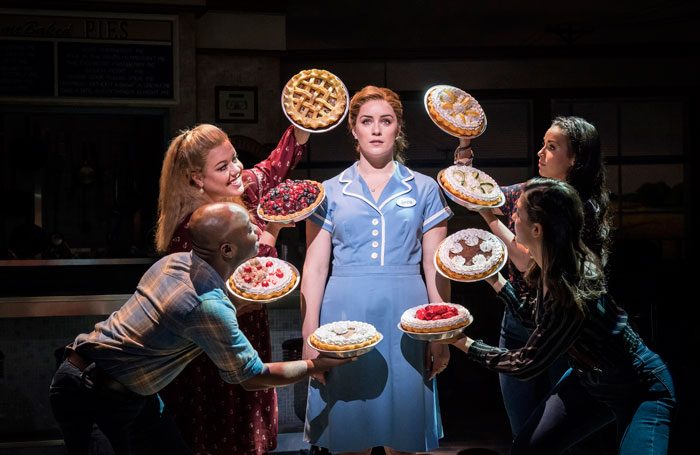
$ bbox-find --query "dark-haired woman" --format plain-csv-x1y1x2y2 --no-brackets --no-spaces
465,116,612,439
444,178,675,454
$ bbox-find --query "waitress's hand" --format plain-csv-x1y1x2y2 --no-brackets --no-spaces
454,138,474,166
426,341,451,380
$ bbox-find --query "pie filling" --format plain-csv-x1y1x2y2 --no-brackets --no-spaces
400,303,472,333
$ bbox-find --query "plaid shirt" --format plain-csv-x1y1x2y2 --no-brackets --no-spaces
73,252,264,396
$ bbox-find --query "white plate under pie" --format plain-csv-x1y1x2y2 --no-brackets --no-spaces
281,81,350,134
256,192,326,224
423,85,488,139
437,169,505,211
307,333,384,359
397,316,473,342
433,236,508,283
226,262,300,304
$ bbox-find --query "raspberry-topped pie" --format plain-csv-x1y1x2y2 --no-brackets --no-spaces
400,303,472,333
282,69,348,130
228,257,298,301
425,85,486,138
436,228,506,281
257,179,325,222
439,165,504,207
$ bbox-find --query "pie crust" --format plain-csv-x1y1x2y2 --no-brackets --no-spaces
282,69,348,130
400,303,472,333
257,179,325,222
228,257,297,300
439,165,504,207
426,85,486,137
309,321,381,351
436,228,506,281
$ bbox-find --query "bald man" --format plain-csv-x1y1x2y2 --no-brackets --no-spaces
49,202,350,455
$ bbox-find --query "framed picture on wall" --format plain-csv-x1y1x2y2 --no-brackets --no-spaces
215,86,258,123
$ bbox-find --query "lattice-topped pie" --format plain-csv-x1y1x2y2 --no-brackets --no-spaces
309,321,381,352
426,85,486,137
228,257,298,301
439,165,504,207
282,69,348,130
257,179,325,222
436,229,506,281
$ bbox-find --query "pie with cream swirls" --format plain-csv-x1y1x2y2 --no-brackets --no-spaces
426,85,486,137
436,228,506,281
228,257,297,300
309,321,381,352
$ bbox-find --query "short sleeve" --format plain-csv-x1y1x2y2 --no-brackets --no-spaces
500,183,524,222
422,179,453,233
308,194,333,233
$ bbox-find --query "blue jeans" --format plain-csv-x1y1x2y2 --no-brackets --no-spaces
499,310,572,436
49,359,192,455
512,342,676,454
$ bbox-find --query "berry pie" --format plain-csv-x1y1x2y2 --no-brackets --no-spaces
425,85,486,138
400,303,473,333
257,179,325,222
228,257,298,301
282,69,348,130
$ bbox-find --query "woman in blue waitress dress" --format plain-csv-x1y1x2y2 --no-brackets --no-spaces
301,86,453,454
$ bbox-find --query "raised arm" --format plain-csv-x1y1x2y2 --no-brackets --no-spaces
478,209,532,272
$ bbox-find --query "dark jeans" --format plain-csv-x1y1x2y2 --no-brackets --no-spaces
499,309,572,436
512,342,676,454
49,359,192,455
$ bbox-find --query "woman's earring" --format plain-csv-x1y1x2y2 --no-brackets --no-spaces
199,186,204,194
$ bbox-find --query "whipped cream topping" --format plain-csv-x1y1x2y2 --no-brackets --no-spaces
430,86,485,131
443,165,501,203
313,321,378,347
438,228,504,275
231,257,294,295
400,303,471,331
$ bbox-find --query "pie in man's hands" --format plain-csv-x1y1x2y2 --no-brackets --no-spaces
282,69,348,130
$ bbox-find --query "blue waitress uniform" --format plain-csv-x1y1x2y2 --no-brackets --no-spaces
304,161,453,452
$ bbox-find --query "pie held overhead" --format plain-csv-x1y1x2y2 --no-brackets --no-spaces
282,69,348,130
426,85,486,138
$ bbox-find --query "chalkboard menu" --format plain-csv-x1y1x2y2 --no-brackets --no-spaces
0,12,176,103
58,42,173,98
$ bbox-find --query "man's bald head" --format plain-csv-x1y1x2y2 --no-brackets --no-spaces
188,202,258,267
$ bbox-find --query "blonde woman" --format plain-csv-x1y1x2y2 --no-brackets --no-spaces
156,123,309,455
